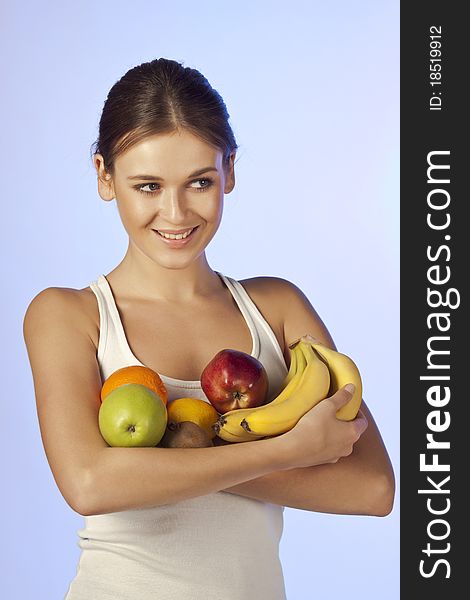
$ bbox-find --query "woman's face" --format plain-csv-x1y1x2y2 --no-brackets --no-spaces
94,128,235,270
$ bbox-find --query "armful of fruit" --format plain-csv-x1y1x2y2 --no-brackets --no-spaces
93,335,398,514
92,335,374,512
97,334,366,458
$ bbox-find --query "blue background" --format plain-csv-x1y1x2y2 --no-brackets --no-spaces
1,1,399,598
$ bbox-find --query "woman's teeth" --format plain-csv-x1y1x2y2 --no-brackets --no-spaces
156,227,195,240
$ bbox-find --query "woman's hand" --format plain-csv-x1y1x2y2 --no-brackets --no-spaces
279,384,369,469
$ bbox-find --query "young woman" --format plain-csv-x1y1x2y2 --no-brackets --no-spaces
23,57,394,600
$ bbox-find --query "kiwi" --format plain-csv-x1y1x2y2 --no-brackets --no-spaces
159,421,214,448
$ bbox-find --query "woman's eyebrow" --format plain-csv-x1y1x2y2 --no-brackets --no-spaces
127,167,218,181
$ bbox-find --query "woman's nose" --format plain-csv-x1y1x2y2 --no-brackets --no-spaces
158,189,188,222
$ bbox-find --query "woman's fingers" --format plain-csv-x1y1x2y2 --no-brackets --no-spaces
327,383,356,411
282,384,369,468
327,385,368,438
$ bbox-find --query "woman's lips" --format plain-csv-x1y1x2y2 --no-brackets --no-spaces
155,227,195,235
153,225,199,247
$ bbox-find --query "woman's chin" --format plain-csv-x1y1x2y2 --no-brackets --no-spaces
147,249,206,270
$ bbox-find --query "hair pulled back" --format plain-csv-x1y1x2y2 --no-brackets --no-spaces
90,57,238,176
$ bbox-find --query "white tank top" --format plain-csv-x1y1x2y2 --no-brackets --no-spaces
64,271,288,600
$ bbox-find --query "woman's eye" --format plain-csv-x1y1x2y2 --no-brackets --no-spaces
135,178,214,196
191,178,214,191
135,183,159,195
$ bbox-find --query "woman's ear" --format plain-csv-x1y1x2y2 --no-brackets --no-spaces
94,153,115,201
224,151,236,194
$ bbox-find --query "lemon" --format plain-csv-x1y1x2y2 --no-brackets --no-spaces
167,397,220,439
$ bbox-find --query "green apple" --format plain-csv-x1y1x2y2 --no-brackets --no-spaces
98,383,168,447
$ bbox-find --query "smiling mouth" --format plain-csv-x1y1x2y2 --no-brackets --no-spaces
153,226,198,239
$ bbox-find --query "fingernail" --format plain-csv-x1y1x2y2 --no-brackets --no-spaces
344,383,355,394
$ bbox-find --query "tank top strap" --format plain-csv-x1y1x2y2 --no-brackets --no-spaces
215,272,261,360
88,277,110,365
95,275,128,340
89,275,138,370
215,272,287,367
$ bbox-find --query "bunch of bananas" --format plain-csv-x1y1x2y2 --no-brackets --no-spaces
212,334,363,442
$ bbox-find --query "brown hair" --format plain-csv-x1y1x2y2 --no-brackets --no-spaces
90,57,239,176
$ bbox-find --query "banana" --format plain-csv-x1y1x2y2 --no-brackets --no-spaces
299,334,363,421
213,409,265,442
213,424,262,443
214,342,307,442
240,340,330,437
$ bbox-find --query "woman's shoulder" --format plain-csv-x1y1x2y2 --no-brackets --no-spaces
24,283,96,315
23,284,99,343
236,274,313,320
237,274,302,306
235,275,303,334
237,274,335,349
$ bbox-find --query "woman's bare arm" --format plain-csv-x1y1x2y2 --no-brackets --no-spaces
23,288,289,516
222,399,395,516
221,278,395,516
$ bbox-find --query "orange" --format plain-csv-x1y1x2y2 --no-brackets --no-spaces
167,397,220,439
101,365,168,405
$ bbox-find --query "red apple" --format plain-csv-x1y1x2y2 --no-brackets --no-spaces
200,349,269,413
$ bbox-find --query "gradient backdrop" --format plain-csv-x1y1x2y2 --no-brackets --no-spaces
1,1,399,598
